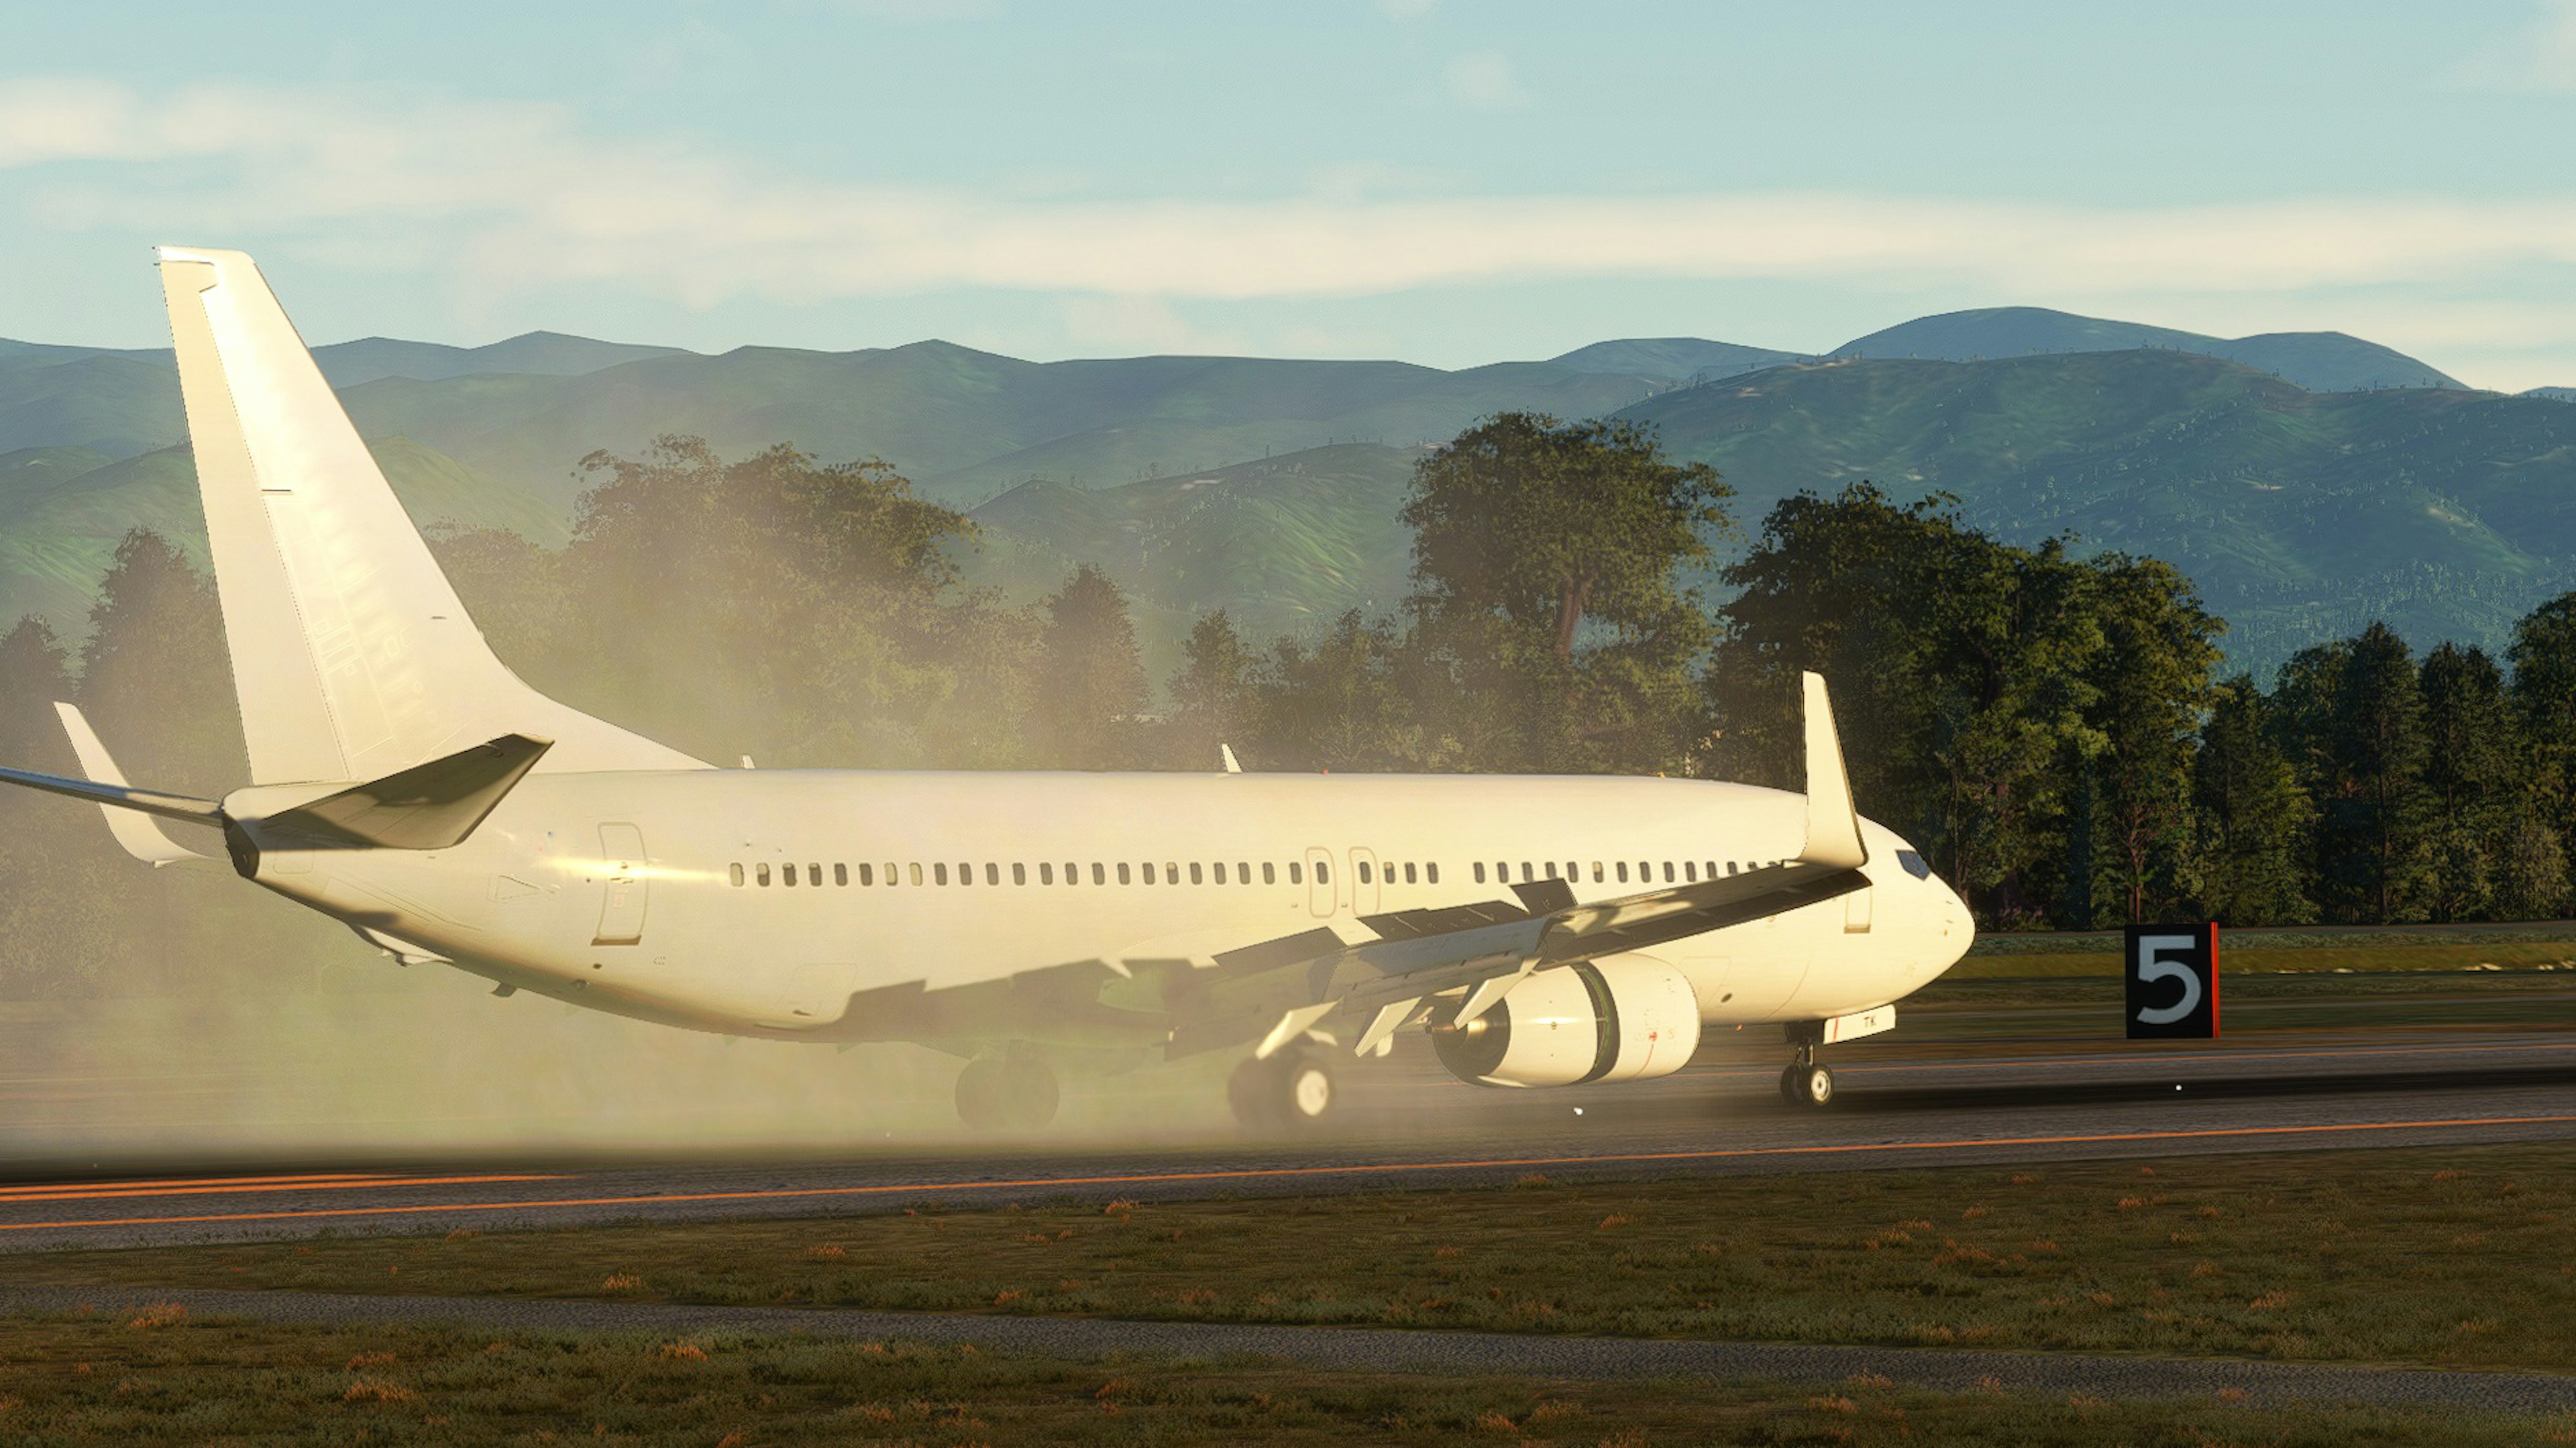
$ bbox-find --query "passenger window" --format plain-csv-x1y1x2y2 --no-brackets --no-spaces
1317,862,1332,885
859,863,874,886
1038,862,1053,885
1262,862,1276,884
731,863,745,887
1593,861,1604,883
957,862,973,886
1091,862,1106,885
808,864,822,886
1726,861,1739,876
1191,862,1204,884
1685,861,1698,882
786,863,801,888
1662,862,1674,883
1427,862,1439,885
1473,862,1487,884
985,862,1000,885
757,863,771,886
1358,860,1373,885
1118,863,1132,885
1238,860,1251,883
1403,862,1417,885
1166,861,1180,885
1288,862,1301,885
1703,860,1716,879
1615,861,1628,883
834,863,847,886
934,863,949,885
1012,862,1026,885
1519,862,1533,881
1142,862,1156,884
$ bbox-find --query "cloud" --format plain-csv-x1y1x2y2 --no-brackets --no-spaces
1444,50,1528,109
8,78,2576,320
2445,0,2576,91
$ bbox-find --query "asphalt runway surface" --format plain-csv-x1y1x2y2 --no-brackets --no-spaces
7,1023,2576,1251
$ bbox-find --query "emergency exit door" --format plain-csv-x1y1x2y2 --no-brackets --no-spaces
594,823,648,946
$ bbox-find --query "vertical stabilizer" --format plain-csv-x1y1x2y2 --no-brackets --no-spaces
156,247,706,781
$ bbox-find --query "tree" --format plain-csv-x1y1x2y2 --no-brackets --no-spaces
1029,565,1148,769
2418,643,2520,922
2316,622,2432,922
1167,610,1258,769
78,531,242,797
1713,486,2108,924
1403,412,1728,772
1255,611,1415,772
2192,676,2315,924
2081,557,2224,924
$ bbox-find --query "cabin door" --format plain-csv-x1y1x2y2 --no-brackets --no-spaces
594,822,649,946
1348,846,1382,915
1843,884,1873,934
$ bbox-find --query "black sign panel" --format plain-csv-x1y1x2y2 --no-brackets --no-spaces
2125,923,2219,1040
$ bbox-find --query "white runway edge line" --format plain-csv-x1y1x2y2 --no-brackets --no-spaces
5,1286,2575,1414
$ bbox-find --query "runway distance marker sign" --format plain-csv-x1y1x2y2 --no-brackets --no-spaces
2127,923,2219,1040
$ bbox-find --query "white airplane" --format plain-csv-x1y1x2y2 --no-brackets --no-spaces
0,248,1976,1130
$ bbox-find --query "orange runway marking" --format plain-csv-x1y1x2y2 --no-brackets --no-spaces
0,1174,563,1206
9,1115,2576,1233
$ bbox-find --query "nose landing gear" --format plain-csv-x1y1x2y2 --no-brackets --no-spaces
1778,1043,1835,1107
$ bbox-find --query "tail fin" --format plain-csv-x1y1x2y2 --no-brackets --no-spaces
155,246,706,783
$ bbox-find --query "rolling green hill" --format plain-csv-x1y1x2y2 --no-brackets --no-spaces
1831,307,2462,392
962,443,1420,678
1617,351,2576,671
0,437,564,645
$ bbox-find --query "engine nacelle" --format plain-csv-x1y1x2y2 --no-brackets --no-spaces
1430,954,1703,1088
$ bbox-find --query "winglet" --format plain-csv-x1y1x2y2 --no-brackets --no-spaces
50,703,221,867
1220,744,1243,775
1798,672,1868,870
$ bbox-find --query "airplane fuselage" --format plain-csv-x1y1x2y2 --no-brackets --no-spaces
226,769,1974,1046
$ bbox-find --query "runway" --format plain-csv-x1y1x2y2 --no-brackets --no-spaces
7,1023,2576,1251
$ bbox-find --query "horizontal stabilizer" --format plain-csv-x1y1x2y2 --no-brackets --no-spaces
52,703,223,866
264,734,551,850
0,749,223,830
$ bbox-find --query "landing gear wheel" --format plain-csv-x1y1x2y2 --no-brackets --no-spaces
1228,1050,1336,1129
955,1052,1060,1130
1785,1062,1834,1108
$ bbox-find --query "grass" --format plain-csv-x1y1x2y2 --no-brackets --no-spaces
9,1147,2576,1376
0,1311,2561,1447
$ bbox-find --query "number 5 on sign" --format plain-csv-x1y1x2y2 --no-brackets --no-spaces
2125,924,2219,1040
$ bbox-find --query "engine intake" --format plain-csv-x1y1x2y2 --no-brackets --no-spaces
1430,954,1702,1087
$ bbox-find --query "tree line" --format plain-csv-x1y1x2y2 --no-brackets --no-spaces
10,412,2576,997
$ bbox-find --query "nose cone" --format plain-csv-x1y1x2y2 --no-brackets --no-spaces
1929,873,1975,976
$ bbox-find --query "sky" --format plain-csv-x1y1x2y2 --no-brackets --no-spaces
5,0,2576,388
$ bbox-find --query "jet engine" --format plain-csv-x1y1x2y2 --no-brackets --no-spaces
1430,954,1703,1087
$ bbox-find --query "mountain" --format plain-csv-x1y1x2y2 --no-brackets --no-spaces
1831,307,2462,392
307,332,688,387
1618,351,2576,674
0,437,565,644
1547,337,1809,382
2529,387,2576,403
0,351,184,459
334,342,1665,511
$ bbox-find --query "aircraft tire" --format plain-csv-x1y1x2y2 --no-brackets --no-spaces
955,1057,1006,1129
1790,1062,1835,1107
1777,1065,1800,1104
1228,1050,1336,1130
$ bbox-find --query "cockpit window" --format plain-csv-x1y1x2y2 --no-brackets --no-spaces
1896,849,1931,879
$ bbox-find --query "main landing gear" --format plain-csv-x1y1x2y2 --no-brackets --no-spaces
955,1049,1059,1130
1228,1048,1336,1129
1778,1044,1835,1108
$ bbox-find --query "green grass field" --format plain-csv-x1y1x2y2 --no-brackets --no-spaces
9,1148,2574,1377
2,1312,2542,1447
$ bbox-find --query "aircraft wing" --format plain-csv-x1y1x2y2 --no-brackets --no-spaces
1155,860,1867,1058
1158,669,1872,1058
